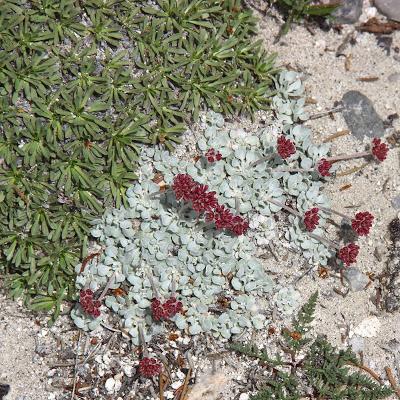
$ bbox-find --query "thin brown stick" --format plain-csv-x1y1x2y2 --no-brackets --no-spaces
347,362,382,383
308,107,344,120
179,368,192,400
385,366,400,398
322,129,350,143
335,163,369,177
159,373,169,400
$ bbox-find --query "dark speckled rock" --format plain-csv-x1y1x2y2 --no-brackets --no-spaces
341,91,385,140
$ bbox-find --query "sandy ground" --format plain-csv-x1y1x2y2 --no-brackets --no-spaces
1,1,400,399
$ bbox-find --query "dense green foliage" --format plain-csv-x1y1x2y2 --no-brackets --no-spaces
272,0,339,40
230,293,393,399
0,0,276,317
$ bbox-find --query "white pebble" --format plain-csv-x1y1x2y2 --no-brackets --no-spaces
354,316,381,338
105,377,115,393
165,390,174,399
176,370,186,380
239,394,249,400
171,381,182,389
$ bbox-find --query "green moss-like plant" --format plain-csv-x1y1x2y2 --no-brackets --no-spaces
0,0,276,319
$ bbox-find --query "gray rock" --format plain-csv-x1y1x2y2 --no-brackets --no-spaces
341,91,385,140
392,195,400,209
343,267,370,291
388,72,400,82
348,335,365,353
374,0,400,22
333,0,363,23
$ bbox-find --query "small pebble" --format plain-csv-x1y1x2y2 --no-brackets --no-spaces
353,316,381,338
105,377,115,393
239,393,250,400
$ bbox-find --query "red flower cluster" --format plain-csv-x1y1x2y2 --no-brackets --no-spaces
371,138,389,162
317,159,332,177
277,136,296,159
172,174,249,236
172,174,196,202
190,184,218,213
351,211,374,236
338,243,359,266
151,297,183,321
206,204,233,230
138,357,162,378
172,174,216,212
205,148,222,163
303,208,319,232
79,289,101,318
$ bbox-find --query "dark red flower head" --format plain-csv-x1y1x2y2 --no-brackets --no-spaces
172,174,195,201
205,148,222,163
371,138,389,162
303,208,319,232
338,243,360,266
139,357,162,378
79,289,101,318
151,297,183,321
317,158,332,177
277,136,296,159
189,184,217,213
351,211,374,236
206,204,234,230
229,215,250,236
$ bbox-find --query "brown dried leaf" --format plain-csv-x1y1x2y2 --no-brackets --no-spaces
358,18,400,34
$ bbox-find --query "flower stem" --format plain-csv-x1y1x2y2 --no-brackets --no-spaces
319,206,350,222
145,270,159,299
98,271,116,302
274,168,314,173
250,153,275,167
149,188,173,199
325,151,371,163
138,324,148,357
265,197,302,217
308,232,340,250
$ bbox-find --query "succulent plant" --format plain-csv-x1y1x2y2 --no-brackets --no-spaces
72,71,335,341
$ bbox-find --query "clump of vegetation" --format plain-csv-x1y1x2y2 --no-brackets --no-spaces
230,292,394,399
0,0,276,317
269,0,339,40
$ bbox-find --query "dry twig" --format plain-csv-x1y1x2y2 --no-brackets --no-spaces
385,367,400,399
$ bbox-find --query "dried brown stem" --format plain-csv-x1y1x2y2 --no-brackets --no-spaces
179,368,192,400
385,367,400,398
347,362,382,383
322,130,350,143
